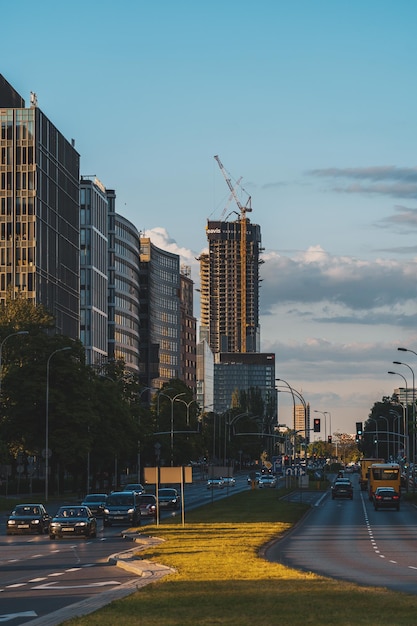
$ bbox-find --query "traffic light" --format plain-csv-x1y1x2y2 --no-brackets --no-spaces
356,422,363,436
313,418,321,433
328,436,332,444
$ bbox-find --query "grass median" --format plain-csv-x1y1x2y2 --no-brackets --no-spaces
63,486,417,626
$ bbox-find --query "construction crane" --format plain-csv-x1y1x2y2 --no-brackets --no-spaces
214,155,252,352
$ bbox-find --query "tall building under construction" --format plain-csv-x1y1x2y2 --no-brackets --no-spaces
199,159,262,355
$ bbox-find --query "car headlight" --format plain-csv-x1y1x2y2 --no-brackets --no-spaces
32,519,40,524
77,522,86,526
7,520,16,526
103,508,109,514
127,508,134,514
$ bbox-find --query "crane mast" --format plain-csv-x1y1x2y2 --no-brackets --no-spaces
214,155,252,352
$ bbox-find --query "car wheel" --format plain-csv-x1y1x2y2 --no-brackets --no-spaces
90,528,97,538
103,520,110,527
49,534,55,539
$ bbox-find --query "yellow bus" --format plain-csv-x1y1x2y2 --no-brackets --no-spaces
359,457,384,491
368,463,401,501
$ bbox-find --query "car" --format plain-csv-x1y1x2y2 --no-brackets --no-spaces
6,503,51,535
207,477,225,489
49,506,97,539
331,478,353,500
222,476,236,487
139,494,157,518
158,488,181,509
258,474,277,488
123,483,146,495
373,486,400,511
80,493,107,517
103,491,141,526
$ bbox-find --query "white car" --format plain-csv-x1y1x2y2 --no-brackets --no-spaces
207,477,225,489
258,474,277,488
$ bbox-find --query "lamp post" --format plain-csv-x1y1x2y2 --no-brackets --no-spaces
393,359,415,464
159,391,185,466
45,346,71,502
276,379,307,460
0,331,29,396
137,387,156,484
388,371,409,463
175,397,198,426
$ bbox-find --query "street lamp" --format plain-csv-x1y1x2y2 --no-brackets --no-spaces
277,379,308,459
393,359,415,465
158,391,186,466
0,331,29,396
45,346,71,501
388,370,409,463
175,397,198,426
137,386,157,483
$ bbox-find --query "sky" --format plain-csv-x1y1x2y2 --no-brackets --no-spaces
4,0,417,436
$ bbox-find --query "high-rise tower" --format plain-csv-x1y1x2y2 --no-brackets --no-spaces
200,214,262,354
0,75,80,338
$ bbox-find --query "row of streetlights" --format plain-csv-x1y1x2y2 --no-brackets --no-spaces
387,346,417,465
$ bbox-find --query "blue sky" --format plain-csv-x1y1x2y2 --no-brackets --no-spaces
4,0,417,435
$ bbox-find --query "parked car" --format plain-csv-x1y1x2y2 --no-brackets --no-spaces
207,477,225,489
331,478,353,500
103,491,141,526
373,486,400,511
139,494,157,518
222,476,236,487
6,503,50,535
49,506,97,539
158,488,181,509
123,483,146,495
258,474,277,488
80,493,107,517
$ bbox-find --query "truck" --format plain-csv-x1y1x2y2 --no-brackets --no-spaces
359,457,384,491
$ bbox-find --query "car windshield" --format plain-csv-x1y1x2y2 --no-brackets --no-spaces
58,508,87,517
14,505,40,515
84,495,105,502
140,495,155,503
107,494,134,506
159,489,175,496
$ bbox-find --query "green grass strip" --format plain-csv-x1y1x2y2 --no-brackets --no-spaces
58,488,417,625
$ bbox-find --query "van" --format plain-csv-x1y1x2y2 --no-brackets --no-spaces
103,491,140,526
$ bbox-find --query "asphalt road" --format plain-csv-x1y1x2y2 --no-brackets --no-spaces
266,480,417,595
0,477,250,624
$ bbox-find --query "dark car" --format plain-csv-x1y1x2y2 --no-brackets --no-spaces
103,491,141,526
80,493,107,517
49,506,97,539
373,486,400,511
158,488,181,510
6,503,50,535
139,494,157,518
123,483,146,495
331,478,353,500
